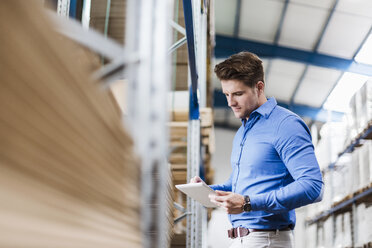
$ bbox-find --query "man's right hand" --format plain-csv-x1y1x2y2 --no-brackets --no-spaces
190,176,203,183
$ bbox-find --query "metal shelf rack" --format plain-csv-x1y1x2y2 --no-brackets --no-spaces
54,0,211,247
307,185,372,225
306,122,372,247
54,0,173,247
327,124,372,171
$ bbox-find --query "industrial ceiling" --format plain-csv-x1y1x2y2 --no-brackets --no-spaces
213,0,372,126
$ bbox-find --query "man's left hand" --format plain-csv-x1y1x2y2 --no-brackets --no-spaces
209,191,245,214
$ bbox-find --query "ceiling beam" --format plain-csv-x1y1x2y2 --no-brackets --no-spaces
289,66,308,105
313,0,339,51
215,35,372,76
352,26,372,60
213,89,344,122
265,0,290,86
320,71,344,106
273,0,289,44
233,0,242,37
289,0,339,107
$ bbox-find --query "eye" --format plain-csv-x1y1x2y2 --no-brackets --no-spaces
235,92,243,96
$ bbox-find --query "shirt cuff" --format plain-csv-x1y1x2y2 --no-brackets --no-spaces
209,184,216,190
209,184,220,191
249,193,266,211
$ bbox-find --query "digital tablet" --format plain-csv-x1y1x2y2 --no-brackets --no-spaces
175,182,217,208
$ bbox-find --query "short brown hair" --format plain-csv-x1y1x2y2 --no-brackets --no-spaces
214,52,264,88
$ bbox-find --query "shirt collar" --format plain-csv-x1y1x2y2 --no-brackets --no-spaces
241,97,277,123
254,97,277,118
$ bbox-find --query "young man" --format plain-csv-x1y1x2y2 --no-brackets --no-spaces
191,52,323,247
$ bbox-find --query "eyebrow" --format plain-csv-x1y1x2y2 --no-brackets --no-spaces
224,91,245,95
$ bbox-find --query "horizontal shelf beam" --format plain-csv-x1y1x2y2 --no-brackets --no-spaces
48,10,124,61
215,35,372,76
327,123,372,171
306,186,372,225
309,123,372,225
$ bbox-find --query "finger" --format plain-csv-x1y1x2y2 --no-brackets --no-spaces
214,195,227,203
215,190,230,196
208,194,215,202
194,176,202,182
190,176,202,183
210,198,219,205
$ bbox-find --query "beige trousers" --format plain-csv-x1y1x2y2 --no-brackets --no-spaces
228,230,294,248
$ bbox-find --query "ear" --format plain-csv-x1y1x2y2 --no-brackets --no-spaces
256,81,265,93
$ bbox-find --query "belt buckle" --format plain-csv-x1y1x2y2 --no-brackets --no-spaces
237,227,241,238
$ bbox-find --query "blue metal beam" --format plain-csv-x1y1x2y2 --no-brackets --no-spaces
307,186,372,225
69,0,77,18
320,71,344,106
233,0,242,37
213,89,344,122
215,35,372,76
289,66,308,105
183,0,199,120
313,0,339,51
352,25,372,59
273,0,289,44
290,0,339,107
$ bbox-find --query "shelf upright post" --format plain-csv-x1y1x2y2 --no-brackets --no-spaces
195,0,208,109
57,0,70,17
326,109,335,246
183,0,209,247
351,202,357,247
182,0,206,247
193,1,208,247
124,0,173,247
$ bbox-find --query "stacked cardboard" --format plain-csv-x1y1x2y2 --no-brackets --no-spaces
349,80,372,140
169,108,215,240
169,108,215,185
0,1,141,247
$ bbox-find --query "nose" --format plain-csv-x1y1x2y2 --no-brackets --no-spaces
227,95,236,107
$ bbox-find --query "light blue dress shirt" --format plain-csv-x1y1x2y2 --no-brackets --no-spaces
210,97,323,229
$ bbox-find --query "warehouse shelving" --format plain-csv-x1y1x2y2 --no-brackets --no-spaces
307,123,372,224
306,115,372,247
179,1,210,248
307,184,372,225
327,123,372,171
54,0,174,247
53,1,213,248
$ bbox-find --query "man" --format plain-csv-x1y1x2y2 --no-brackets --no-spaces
191,52,323,247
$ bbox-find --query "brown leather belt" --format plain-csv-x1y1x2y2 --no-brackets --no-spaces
227,227,292,239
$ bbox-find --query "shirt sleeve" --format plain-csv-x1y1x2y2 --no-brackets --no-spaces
249,115,324,213
209,172,233,191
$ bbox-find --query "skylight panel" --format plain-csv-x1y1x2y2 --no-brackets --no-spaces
323,72,369,112
355,34,372,65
